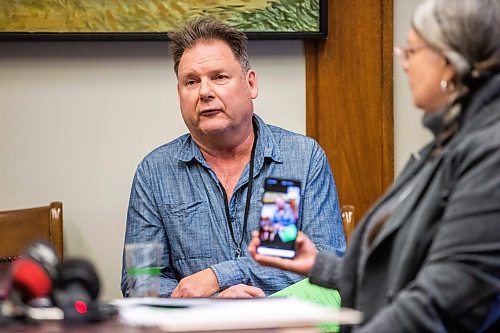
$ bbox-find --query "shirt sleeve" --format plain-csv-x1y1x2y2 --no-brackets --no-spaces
301,141,346,257
309,251,344,289
121,163,179,297
210,256,304,294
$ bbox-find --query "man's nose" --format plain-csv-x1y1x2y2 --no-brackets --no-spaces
199,79,214,101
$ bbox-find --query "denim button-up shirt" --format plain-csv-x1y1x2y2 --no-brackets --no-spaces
122,115,345,297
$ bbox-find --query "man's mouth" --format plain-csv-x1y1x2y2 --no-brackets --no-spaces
199,109,222,116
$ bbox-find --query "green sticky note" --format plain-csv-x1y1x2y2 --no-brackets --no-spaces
270,278,341,332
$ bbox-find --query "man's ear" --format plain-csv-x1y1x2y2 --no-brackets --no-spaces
247,69,258,99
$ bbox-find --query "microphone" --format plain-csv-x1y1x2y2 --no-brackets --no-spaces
0,241,60,325
9,241,59,305
52,258,116,322
52,258,99,320
10,258,53,303
4,241,116,323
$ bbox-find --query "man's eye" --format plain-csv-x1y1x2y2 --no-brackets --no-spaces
185,79,196,85
215,74,228,81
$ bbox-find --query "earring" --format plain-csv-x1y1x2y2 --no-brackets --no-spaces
440,80,448,92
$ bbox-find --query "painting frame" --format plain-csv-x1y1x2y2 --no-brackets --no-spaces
0,0,327,41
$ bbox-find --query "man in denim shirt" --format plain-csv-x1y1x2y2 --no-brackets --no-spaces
121,16,345,298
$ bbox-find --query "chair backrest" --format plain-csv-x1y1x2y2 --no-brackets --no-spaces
0,202,63,262
341,205,356,245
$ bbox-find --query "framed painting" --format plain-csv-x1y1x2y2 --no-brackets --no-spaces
0,0,327,41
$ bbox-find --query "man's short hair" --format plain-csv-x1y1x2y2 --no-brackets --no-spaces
169,16,251,77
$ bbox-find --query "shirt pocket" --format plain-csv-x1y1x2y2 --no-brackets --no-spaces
161,200,212,260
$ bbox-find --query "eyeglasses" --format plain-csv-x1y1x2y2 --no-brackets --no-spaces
393,45,429,62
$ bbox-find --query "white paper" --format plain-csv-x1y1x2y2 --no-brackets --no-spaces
111,297,362,332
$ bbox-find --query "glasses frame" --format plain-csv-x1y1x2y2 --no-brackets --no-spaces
393,44,429,63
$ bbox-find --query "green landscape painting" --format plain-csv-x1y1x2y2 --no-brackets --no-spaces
0,0,324,39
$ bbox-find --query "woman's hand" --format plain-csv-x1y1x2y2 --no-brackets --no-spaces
248,230,318,276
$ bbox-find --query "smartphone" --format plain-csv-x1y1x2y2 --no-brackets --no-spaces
257,177,301,258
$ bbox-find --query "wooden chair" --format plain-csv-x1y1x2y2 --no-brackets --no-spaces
0,202,63,262
341,205,356,245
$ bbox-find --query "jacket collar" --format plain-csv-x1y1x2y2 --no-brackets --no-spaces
457,74,500,136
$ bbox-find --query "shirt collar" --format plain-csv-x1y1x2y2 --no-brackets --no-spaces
173,114,284,168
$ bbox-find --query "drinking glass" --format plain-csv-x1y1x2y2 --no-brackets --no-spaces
125,243,162,297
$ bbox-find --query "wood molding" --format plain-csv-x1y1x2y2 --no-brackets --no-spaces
306,0,394,219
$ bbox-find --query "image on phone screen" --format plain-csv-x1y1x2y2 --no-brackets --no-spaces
257,177,301,258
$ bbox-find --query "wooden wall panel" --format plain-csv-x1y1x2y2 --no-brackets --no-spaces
306,0,394,220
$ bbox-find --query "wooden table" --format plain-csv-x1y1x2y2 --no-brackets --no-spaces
1,319,320,333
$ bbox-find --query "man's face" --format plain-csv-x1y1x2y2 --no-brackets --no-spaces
177,39,258,140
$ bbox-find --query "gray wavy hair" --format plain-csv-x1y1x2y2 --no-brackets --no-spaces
168,16,251,77
413,0,500,157
413,0,500,85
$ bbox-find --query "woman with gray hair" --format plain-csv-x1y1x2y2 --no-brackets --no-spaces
249,0,500,331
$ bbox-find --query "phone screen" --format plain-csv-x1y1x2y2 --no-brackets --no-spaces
257,177,301,258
